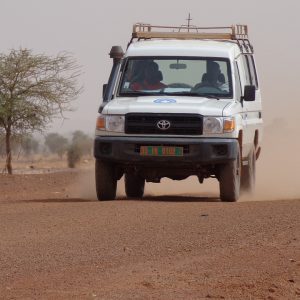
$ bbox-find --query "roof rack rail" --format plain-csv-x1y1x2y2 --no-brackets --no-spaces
129,23,253,54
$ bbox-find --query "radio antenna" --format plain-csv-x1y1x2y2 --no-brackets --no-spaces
186,13,192,32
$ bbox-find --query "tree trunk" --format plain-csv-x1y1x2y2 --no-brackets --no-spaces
5,128,13,174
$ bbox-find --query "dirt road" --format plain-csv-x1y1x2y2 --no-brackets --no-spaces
0,171,299,299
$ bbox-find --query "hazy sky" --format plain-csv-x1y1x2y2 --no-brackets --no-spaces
0,0,299,134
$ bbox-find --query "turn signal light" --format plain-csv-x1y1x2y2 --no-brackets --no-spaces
223,118,235,132
96,116,105,129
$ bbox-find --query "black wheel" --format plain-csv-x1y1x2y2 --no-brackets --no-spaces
95,160,117,201
125,173,145,198
241,146,256,195
219,147,241,202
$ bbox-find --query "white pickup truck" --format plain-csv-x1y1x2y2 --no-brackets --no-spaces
94,23,263,202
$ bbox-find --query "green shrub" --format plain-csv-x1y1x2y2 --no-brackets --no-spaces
67,144,82,168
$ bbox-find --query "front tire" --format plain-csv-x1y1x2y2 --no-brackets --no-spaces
219,147,241,202
125,173,145,198
95,160,117,201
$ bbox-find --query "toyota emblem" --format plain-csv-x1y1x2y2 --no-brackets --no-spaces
157,120,171,130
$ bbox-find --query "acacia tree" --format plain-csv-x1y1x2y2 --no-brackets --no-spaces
45,133,69,158
72,130,93,155
21,135,39,157
67,130,93,168
0,49,81,174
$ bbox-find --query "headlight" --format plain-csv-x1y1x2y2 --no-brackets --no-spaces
106,115,125,132
203,117,223,134
203,117,235,134
96,115,125,132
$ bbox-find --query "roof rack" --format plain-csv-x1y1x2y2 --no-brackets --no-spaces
129,23,253,54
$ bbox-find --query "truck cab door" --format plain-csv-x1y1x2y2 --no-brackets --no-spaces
236,55,262,157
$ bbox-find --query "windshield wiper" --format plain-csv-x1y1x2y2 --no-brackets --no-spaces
162,92,200,97
162,91,220,100
200,95,220,100
119,91,155,97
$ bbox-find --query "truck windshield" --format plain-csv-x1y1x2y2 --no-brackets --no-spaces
118,57,233,98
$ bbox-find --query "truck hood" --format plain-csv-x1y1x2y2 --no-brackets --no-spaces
104,96,232,116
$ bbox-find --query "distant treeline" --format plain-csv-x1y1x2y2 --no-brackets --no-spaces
0,130,93,168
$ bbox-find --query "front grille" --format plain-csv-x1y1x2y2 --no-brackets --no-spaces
125,113,203,135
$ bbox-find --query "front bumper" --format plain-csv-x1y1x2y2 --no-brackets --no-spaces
94,136,238,165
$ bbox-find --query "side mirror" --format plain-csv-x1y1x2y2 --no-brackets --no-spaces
102,84,108,99
243,85,256,101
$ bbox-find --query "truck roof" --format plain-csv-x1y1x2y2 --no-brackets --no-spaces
126,39,241,60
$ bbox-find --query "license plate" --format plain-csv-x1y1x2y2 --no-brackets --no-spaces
140,146,183,156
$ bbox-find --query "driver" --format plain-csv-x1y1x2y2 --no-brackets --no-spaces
193,61,223,90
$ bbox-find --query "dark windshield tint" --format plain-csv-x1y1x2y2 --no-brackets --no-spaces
118,57,233,98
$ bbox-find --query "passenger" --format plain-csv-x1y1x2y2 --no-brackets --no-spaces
123,60,147,89
129,60,147,83
130,61,166,91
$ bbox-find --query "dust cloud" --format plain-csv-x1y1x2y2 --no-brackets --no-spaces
254,121,300,201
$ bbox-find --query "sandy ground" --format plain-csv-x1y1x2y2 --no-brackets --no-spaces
0,169,299,299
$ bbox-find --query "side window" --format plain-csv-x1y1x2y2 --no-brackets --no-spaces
241,55,252,86
247,55,259,89
234,62,242,101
